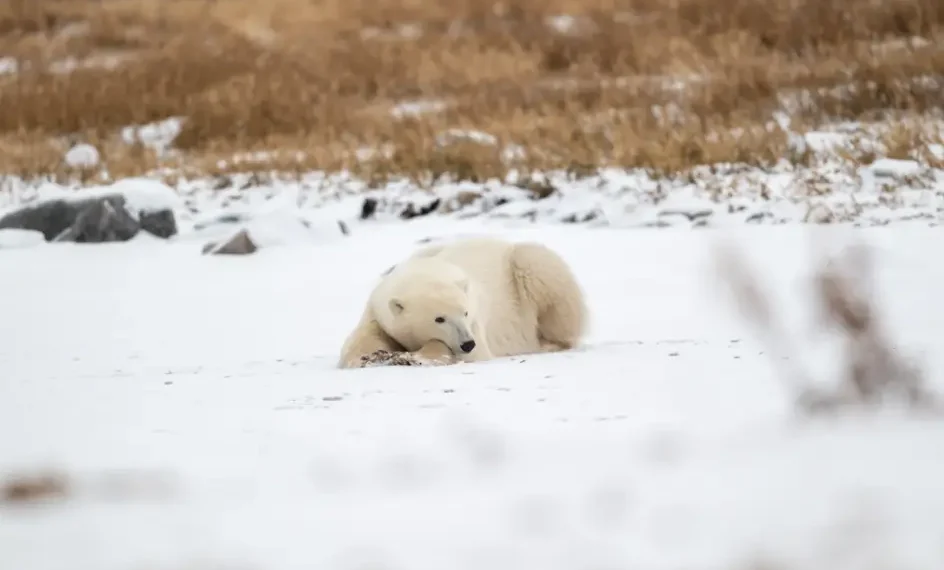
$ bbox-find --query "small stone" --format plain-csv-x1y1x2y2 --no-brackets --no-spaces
745,211,772,224
804,203,835,224
658,207,714,221
399,198,441,220
455,190,482,206
523,180,557,200
202,228,258,255
360,197,379,220
139,209,177,239
212,176,232,190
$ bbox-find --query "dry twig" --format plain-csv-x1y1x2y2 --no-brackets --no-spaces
716,241,940,416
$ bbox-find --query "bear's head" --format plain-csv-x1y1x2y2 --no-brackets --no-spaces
384,274,477,356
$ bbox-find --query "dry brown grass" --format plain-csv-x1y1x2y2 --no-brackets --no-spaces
1,0,944,183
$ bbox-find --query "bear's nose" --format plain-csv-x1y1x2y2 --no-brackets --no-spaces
460,340,476,353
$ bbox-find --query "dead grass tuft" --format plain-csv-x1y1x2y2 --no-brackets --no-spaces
2,0,944,182
1,470,69,503
716,241,941,416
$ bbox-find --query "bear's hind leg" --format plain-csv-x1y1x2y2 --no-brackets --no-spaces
509,243,588,352
538,339,568,353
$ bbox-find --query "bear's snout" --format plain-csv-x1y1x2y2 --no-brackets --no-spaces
460,340,476,353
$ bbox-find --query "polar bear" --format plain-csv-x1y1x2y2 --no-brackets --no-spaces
337,236,588,368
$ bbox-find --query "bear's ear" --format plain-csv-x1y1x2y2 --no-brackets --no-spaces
456,277,469,293
389,298,405,315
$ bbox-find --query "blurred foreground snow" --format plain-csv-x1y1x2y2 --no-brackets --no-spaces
2,220,944,570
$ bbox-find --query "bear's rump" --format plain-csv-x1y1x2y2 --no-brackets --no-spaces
476,293,542,357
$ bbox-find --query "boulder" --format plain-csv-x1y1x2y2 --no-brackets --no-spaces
202,229,258,255
52,195,139,243
138,208,178,239
0,193,177,244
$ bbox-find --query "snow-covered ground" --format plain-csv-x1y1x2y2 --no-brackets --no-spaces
3,217,944,570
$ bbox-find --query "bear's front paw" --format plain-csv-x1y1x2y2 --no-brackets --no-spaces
414,340,457,366
359,349,427,368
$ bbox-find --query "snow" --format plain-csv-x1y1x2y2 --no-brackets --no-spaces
0,56,17,75
3,218,944,570
390,99,448,119
103,178,185,214
48,52,136,75
120,117,184,156
867,158,923,178
435,128,499,147
2,178,184,219
545,14,580,34
360,22,423,41
63,143,101,169
182,191,350,247
189,208,348,248
0,228,45,248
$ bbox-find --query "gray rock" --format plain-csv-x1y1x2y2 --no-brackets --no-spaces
804,203,835,224
202,229,258,255
139,208,177,239
0,193,178,243
0,200,76,241
52,196,139,243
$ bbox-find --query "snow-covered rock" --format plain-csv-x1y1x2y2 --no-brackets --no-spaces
0,180,180,244
63,143,100,170
100,178,185,215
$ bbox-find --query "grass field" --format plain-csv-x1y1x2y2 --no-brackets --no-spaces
1,0,943,184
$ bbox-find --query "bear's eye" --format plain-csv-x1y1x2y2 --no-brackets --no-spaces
464,311,468,317
435,316,445,323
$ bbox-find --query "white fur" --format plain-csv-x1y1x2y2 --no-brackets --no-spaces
337,237,588,368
